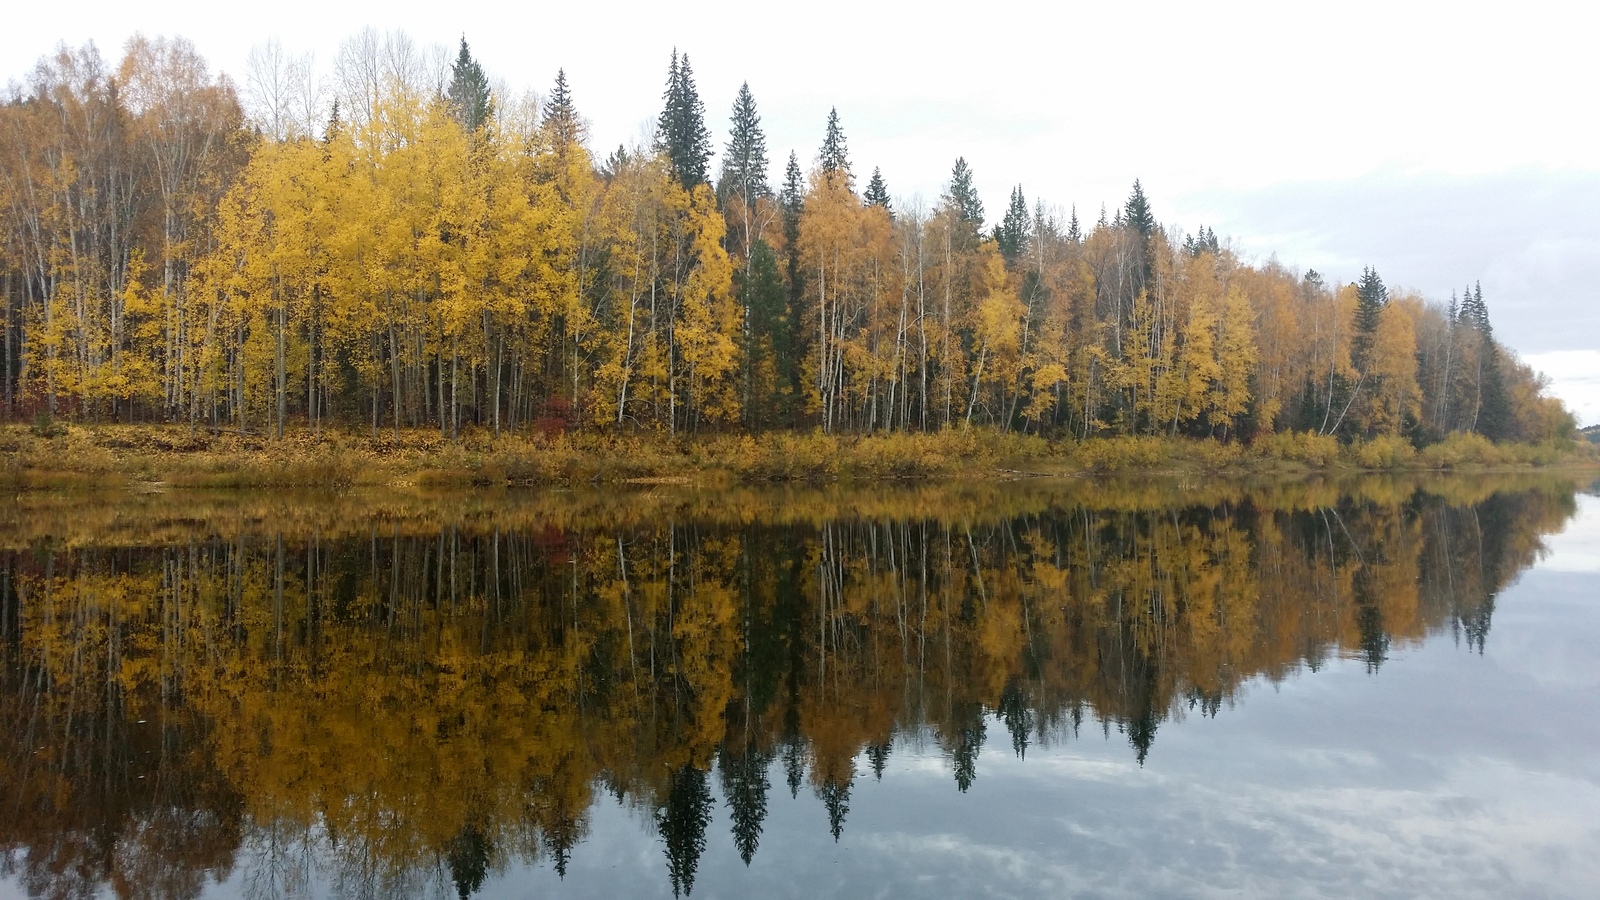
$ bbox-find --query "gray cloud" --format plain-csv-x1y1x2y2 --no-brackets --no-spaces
1172,168,1600,358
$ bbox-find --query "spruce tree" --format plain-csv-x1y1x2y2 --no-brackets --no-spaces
541,69,584,148
1066,204,1082,243
781,151,805,219
1472,282,1512,440
943,157,985,230
818,107,852,187
655,50,712,189
447,37,492,133
716,82,770,203
601,144,629,181
1123,179,1156,238
864,166,892,214
743,239,794,424
996,184,1030,262
1351,266,1388,371
781,151,806,316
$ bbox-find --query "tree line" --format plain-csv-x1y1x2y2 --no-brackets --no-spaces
0,31,1575,445
0,478,1574,896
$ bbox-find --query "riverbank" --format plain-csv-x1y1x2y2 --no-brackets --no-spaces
0,423,1592,490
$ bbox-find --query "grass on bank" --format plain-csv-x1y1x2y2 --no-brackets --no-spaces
0,421,1593,490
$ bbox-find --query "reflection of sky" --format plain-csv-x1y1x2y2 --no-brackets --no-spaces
472,505,1600,899
1539,494,1600,573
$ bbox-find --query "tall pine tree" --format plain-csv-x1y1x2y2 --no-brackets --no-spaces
995,184,1029,261
655,50,712,189
864,166,892,214
1470,282,1512,440
1123,179,1155,239
447,37,492,133
716,82,770,203
1352,266,1388,372
818,107,852,188
541,68,584,148
943,157,985,230
781,151,806,321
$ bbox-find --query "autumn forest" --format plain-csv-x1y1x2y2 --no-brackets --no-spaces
0,32,1575,447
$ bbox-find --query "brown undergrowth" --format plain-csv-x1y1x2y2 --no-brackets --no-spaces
0,423,1592,491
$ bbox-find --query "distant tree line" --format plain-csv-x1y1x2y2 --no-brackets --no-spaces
0,32,1574,444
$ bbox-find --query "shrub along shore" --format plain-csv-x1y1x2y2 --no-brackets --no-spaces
1,423,1593,491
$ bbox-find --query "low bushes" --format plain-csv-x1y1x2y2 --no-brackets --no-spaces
0,421,1591,492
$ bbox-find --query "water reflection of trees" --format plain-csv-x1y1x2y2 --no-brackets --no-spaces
0,476,1578,897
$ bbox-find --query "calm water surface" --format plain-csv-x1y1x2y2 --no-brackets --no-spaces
1,476,1597,899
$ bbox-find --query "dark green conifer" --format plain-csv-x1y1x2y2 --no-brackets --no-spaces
541,69,584,148
716,82,770,203
1066,204,1082,243
655,50,713,189
1472,282,1513,440
1123,179,1155,238
996,184,1030,261
864,166,892,213
818,107,852,187
447,37,492,133
1352,266,1388,371
781,151,806,326
601,144,629,181
943,157,985,230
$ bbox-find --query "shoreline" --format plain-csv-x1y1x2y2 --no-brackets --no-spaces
2,422,1594,492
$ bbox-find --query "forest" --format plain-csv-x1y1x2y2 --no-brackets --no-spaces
0,32,1576,448
0,475,1578,896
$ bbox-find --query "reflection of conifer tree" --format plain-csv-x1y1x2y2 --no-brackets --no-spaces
1120,647,1162,766
446,824,491,900
947,702,987,792
999,678,1033,758
544,806,581,878
658,765,713,897
780,554,808,799
782,710,806,799
1126,706,1160,767
718,741,771,866
1186,688,1223,719
818,776,851,841
865,740,892,780
1353,569,1389,673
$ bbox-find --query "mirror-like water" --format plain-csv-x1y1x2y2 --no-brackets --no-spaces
1,475,1596,899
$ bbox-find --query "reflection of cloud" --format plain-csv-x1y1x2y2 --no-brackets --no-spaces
1539,495,1600,573
838,748,1600,899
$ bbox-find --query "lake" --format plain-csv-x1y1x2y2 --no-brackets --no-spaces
2,474,1597,899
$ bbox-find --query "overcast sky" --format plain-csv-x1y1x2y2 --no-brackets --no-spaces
6,0,1597,423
